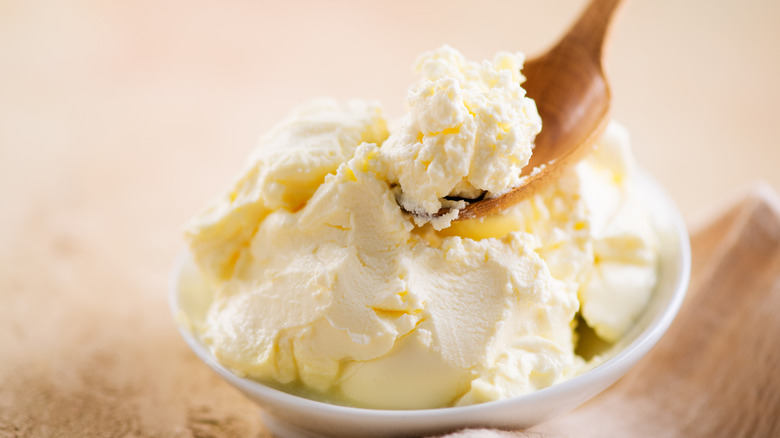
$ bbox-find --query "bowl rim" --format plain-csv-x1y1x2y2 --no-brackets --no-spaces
169,171,691,419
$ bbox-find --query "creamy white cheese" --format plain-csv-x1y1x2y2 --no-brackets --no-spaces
381,46,541,222
183,47,658,410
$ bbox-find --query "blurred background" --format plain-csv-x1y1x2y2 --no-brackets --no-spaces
1,0,779,434
3,0,779,225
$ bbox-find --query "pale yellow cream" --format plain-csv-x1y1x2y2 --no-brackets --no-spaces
380,46,541,225
183,46,658,410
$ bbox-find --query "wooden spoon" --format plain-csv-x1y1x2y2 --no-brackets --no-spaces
455,0,622,221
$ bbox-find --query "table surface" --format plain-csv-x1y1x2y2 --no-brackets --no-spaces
1,0,779,436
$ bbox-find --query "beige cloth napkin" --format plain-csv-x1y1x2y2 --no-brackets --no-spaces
1,187,779,437
442,185,780,438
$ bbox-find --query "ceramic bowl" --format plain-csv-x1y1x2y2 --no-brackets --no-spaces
169,172,690,438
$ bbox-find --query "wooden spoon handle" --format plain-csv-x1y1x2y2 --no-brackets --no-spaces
558,0,623,62
446,0,624,222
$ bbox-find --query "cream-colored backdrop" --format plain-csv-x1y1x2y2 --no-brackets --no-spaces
1,0,779,435
3,0,778,223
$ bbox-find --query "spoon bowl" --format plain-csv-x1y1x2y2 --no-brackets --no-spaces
457,0,621,220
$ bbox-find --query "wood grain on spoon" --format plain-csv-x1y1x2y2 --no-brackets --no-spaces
456,0,622,221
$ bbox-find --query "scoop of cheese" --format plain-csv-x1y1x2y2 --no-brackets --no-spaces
185,99,388,285
183,46,658,410
380,46,541,222
576,123,658,342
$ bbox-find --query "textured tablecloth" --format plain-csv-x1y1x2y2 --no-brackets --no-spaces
3,184,779,437
3,1,780,436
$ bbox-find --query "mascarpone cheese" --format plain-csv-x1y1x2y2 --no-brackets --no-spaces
381,46,541,224
183,46,658,410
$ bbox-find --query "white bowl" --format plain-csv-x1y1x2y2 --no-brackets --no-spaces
169,172,690,438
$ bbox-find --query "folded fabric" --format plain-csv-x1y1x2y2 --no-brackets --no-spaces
440,185,780,438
